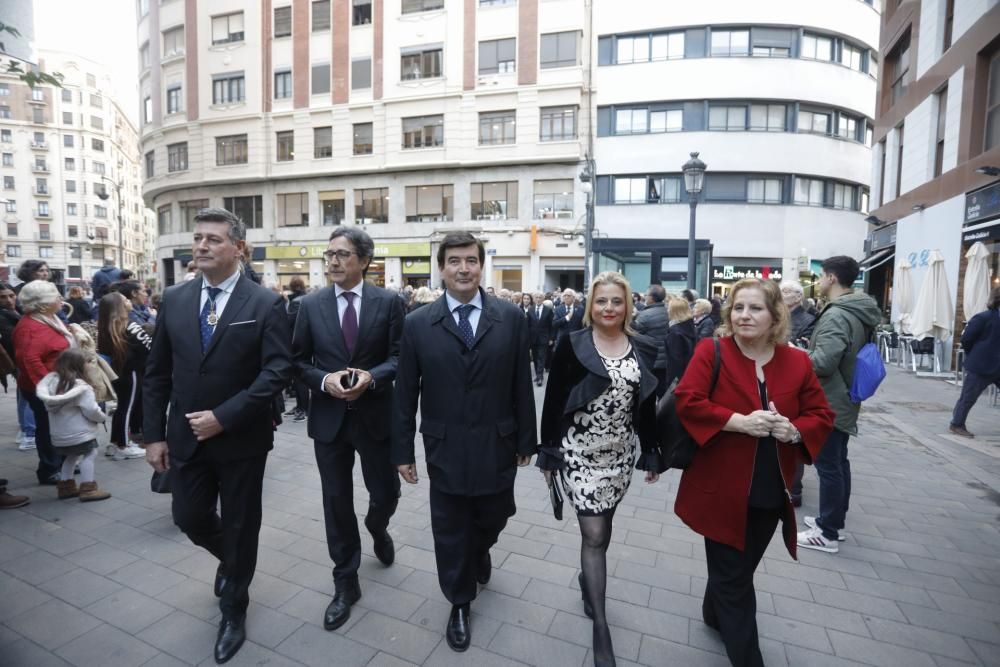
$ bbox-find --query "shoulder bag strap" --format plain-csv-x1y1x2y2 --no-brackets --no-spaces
708,337,721,398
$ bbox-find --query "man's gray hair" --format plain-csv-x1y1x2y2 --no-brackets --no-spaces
779,280,804,296
194,207,246,243
328,226,375,264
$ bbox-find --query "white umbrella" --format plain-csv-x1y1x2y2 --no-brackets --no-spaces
963,242,991,320
894,259,913,334
910,249,953,342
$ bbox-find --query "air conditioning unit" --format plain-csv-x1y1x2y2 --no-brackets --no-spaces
554,211,573,219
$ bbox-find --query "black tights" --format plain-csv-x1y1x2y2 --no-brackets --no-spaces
579,511,615,666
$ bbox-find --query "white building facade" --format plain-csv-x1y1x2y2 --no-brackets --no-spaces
140,0,590,292
590,0,880,296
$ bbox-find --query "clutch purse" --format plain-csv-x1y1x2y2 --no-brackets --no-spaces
150,470,171,494
548,474,564,521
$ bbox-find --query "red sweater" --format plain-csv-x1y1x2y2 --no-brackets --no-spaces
14,316,70,392
674,337,834,558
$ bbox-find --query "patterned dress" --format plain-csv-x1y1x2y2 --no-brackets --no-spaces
560,345,641,515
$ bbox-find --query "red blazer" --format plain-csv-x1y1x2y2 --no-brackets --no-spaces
674,337,834,558
13,316,70,392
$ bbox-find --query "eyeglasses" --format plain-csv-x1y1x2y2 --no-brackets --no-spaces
324,250,357,261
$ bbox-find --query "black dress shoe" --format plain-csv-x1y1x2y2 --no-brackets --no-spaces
446,604,470,652
214,563,227,598
214,615,246,664
371,530,395,566
476,551,491,585
324,582,361,631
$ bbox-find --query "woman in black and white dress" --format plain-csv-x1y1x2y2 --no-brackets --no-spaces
538,271,664,667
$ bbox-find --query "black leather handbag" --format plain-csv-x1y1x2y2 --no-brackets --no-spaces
656,338,721,470
548,474,564,521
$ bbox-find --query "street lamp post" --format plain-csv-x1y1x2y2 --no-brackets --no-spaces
579,158,596,287
96,176,124,269
682,151,706,292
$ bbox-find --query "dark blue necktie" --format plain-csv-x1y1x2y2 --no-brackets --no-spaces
456,304,475,349
200,287,222,352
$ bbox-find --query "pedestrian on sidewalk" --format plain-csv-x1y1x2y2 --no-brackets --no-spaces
538,271,664,667
97,292,151,460
674,278,833,667
392,232,537,654
797,256,880,554
949,286,1000,438
36,349,111,502
0,282,37,451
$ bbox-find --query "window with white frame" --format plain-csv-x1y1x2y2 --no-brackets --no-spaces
798,109,831,134
708,105,747,131
650,108,683,133
1,152,11,166
801,33,833,61
651,32,685,60
216,134,248,165
479,38,516,74
143,96,152,123
747,178,783,203
794,177,825,205
401,47,442,80
166,86,183,114
164,26,185,57
145,151,154,177
710,30,749,57
353,123,373,154
841,42,863,71
471,181,518,219
402,115,444,148
832,182,855,209
540,31,579,68
67,202,78,216
616,35,649,64
140,43,150,69
405,185,453,222
540,106,577,141
615,108,647,134
274,70,292,99
277,131,294,161
212,73,245,104
212,12,245,45
837,114,860,140
749,104,785,131
225,195,264,228
157,205,171,235
314,127,333,158
614,177,647,204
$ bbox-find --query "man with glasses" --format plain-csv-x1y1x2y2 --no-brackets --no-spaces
291,226,405,632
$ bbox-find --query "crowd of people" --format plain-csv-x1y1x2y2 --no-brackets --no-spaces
2,205,998,667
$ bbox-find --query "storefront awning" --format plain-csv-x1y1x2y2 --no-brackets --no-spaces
858,248,894,270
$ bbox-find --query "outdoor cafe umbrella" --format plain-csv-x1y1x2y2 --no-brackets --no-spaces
963,241,991,320
894,258,913,334
910,249,953,342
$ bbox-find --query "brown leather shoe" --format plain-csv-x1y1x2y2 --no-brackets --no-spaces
949,425,975,438
0,491,30,509
57,479,79,500
78,481,111,502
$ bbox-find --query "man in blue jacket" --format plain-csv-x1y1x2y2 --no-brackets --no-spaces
949,286,1000,438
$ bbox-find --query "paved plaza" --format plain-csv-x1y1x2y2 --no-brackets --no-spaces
1,365,999,667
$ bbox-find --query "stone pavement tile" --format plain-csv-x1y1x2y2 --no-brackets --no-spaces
124,534,199,567
863,615,980,663
155,577,222,622
278,587,364,633
475,589,557,630
481,565,531,599
63,541,140,576
495,533,552,560
398,568,443,600
243,602,305,649
784,644,870,667
806,583,907,622
772,594,871,637
614,559,691,595
834,544,909,568
547,609,642,662
0,534,37,563
392,545,438,574
653,552,712,578
259,524,303,551
136,609,216,664
841,573,937,607
409,598,502,649
897,601,1000,644
503,519,532,538
623,530,695,559
957,578,1000,605
966,638,1000,666
500,553,576,587
91,520,156,550
282,515,327,542
4,598,102,650
1,512,97,556
0,548,76,584
280,535,330,566
275,621,377,666
83,587,174,634
647,587,703,621
758,638,790,667
353,579,427,621
109,559,188,597
519,579,591,619
357,555,415,588
604,598,688,643
756,612,833,652
522,525,583,552
636,635,730,666
367,652,420,667
924,544,1000,575
2,638,74,667
135,652,190,667
279,558,333,592
751,572,814,602
828,627,938,666
194,640,306,667
548,544,615,572
0,622,21,648
345,610,441,662
249,571,305,610
487,622,587,667
0,571,54,623
56,623,160,667
929,589,1000,623
761,558,847,590
255,544,301,578
870,563,966,595
424,643,528,667
37,567,124,608
599,575,651,607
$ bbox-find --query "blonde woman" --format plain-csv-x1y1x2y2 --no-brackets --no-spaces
664,297,698,388
538,271,664,667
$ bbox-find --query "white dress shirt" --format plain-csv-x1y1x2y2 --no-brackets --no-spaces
445,290,483,336
200,269,242,322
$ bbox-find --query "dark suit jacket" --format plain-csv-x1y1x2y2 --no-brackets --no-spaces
391,290,537,496
143,275,293,462
528,305,554,347
961,308,1000,376
552,303,584,344
292,283,404,443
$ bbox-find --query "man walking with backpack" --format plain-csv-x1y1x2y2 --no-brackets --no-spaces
798,256,880,553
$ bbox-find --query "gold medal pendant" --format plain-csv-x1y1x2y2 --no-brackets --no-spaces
207,312,219,326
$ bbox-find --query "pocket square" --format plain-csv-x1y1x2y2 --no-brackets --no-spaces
229,319,256,326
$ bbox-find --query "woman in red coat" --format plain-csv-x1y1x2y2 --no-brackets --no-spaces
14,280,74,484
674,278,833,667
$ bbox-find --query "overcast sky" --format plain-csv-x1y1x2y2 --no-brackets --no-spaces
34,0,140,125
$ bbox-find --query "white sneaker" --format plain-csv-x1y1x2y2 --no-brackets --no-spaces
797,526,840,553
15,431,24,445
112,444,145,460
17,438,36,451
804,516,847,541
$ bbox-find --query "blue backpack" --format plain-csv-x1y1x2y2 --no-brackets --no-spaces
846,315,886,404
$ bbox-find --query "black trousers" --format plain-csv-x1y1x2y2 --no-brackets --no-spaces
703,507,782,667
531,343,548,380
24,390,62,483
429,485,516,605
170,449,267,619
314,412,400,586
653,368,667,399
294,378,310,412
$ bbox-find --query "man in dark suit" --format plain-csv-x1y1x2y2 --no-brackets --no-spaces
292,226,404,632
552,288,584,346
632,284,669,397
392,232,537,652
144,208,292,665
527,291,554,386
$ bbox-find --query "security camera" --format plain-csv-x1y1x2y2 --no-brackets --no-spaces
577,239,584,247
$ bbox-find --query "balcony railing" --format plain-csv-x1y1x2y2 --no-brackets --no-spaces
34,209,51,218
31,164,50,173
30,141,48,150
32,187,50,196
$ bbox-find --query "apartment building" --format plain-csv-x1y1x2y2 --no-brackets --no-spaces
0,48,154,288
866,0,999,350
590,0,881,296
140,0,590,291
